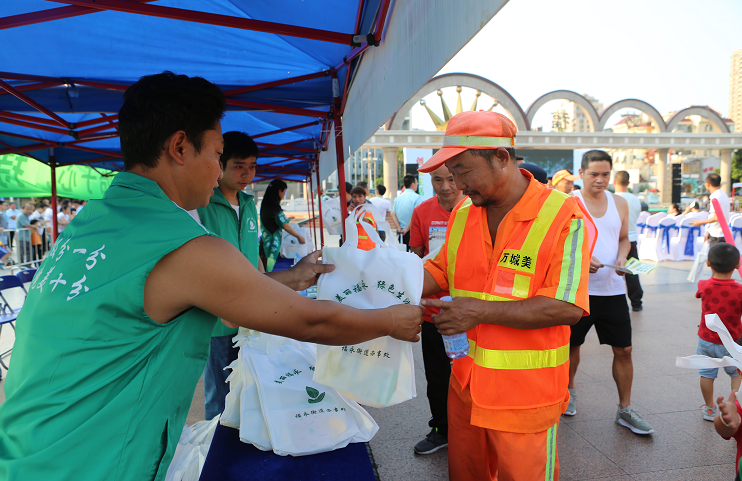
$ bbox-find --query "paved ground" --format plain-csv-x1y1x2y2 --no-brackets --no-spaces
1,254,740,480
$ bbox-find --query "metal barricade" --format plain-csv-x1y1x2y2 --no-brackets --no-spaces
1,224,51,270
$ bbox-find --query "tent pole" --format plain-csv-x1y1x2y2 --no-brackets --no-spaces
332,109,348,239
315,162,325,248
306,176,313,246
309,174,317,246
50,149,58,243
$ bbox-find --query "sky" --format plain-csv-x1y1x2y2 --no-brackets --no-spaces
410,0,742,132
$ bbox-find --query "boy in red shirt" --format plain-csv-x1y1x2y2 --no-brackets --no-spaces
696,243,742,421
408,164,465,455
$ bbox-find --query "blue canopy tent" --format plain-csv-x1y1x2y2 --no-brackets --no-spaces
0,0,396,242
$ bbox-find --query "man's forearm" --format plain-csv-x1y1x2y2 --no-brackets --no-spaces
479,296,583,330
618,237,631,260
294,301,393,345
422,269,443,298
265,268,302,291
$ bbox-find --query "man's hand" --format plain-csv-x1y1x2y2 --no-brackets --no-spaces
387,304,425,342
692,220,705,227
268,250,334,291
589,256,603,274
615,256,628,277
423,297,481,336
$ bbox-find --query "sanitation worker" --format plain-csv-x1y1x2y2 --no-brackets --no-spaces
0,72,424,481
419,110,594,481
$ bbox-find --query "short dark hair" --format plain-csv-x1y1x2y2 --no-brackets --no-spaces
119,71,226,171
706,173,721,188
376,184,386,196
403,175,417,189
345,182,353,194
708,242,740,274
468,148,517,165
515,155,524,161
615,170,630,186
581,150,612,171
221,131,259,169
350,186,366,196
357,181,369,190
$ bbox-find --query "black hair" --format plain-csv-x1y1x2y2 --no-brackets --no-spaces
706,173,721,188
403,175,417,189
30,219,38,225
262,179,287,208
351,186,367,196
708,242,740,274
515,155,524,161
345,182,353,194
377,184,386,196
468,148,517,165
221,131,259,169
119,71,226,171
615,170,630,186
357,181,369,190
581,150,612,171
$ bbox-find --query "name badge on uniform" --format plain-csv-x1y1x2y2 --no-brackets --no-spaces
497,249,536,274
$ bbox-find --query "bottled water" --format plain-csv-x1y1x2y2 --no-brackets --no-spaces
439,296,470,359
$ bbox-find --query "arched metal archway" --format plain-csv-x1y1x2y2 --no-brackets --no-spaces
597,99,667,132
387,72,529,132
526,90,600,133
665,106,730,133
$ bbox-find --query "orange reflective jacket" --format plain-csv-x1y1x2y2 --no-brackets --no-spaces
446,184,594,413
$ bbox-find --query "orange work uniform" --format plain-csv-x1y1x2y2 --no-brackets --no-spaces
425,170,593,481
352,207,377,251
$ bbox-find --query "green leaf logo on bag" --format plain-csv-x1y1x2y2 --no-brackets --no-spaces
306,386,326,404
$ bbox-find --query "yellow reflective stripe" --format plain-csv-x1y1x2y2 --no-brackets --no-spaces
467,339,570,370
512,274,530,298
545,423,557,481
443,135,514,148
520,189,569,255
555,219,584,304
447,199,472,294
450,287,511,302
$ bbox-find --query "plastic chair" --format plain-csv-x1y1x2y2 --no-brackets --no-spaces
672,217,703,261
15,268,37,286
732,216,742,252
636,212,650,235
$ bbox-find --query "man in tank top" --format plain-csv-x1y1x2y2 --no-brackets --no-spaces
569,150,655,435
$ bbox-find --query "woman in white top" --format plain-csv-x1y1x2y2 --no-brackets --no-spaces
57,203,72,234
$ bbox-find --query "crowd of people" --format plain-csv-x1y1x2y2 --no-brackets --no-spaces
0,198,86,267
2,72,742,481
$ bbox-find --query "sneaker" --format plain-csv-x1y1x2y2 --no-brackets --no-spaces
702,405,718,422
564,388,577,416
632,305,643,312
615,406,655,434
413,428,448,454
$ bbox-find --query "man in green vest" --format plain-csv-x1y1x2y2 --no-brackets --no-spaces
0,72,424,481
190,130,261,420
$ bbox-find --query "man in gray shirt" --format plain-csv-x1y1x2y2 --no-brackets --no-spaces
614,171,643,311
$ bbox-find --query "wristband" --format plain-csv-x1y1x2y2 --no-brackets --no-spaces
720,413,741,428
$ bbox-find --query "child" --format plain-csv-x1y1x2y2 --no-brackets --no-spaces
30,219,42,266
696,243,742,421
349,186,377,251
715,383,742,480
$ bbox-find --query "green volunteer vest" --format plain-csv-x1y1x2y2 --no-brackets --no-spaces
0,173,217,481
196,187,259,337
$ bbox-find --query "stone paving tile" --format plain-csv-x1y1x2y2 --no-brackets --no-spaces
557,423,626,480
630,464,737,481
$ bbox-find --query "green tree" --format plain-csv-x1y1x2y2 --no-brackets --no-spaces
732,149,742,184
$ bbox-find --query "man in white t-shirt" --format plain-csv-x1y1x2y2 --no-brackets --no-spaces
693,173,730,248
6,202,20,249
614,171,644,312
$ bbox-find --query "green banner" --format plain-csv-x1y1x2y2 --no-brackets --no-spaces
0,154,116,200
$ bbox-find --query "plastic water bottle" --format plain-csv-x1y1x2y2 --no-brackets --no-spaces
439,296,470,359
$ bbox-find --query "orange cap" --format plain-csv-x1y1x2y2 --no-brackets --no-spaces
418,111,518,173
552,169,580,186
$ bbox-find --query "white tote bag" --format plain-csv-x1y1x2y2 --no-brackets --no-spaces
313,207,423,407
687,241,710,283
165,416,219,481
281,224,315,260
249,342,378,456
321,197,343,235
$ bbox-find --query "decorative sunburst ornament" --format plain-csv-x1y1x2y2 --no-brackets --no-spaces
418,86,500,131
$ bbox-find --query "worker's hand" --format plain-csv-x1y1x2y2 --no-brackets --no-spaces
615,256,628,277
221,319,238,329
717,391,741,430
386,304,424,342
692,220,705,227
288,250,334,291
589,256,603,274
297,235,306,245
424,297,481,336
